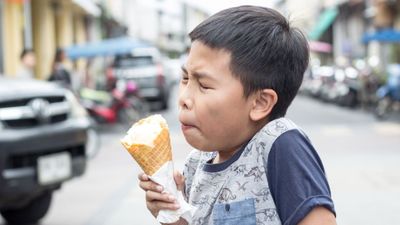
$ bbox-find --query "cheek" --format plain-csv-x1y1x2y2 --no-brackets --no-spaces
198,94,248,137
196,96,221,123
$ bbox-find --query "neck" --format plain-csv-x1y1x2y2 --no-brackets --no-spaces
213,120,268,164
214,145,241,164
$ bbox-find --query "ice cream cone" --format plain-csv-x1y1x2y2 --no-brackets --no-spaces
121,114,196,224
121,115,173,176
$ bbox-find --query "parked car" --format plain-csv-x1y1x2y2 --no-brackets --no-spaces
0,77,92,224
330,66,360,107
107,47,173,109
163,58,184,85
302,65,361,107
302,65,335,98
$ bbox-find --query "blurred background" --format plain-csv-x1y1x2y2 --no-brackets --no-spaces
0,0,399,224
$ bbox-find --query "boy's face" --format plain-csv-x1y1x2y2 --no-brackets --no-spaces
179,41,256,153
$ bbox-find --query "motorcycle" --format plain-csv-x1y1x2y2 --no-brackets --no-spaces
374,64,400,119
79,80,150,127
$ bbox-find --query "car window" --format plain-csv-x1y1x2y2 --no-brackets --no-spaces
114,56,154,68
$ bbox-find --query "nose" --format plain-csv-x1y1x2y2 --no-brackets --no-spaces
178,85,194,110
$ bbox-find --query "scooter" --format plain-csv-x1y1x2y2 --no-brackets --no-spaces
79,80,149,127
374,64,400,119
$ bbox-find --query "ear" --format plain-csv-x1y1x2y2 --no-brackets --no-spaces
249,89,278,122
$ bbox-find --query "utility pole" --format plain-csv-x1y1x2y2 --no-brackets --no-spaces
0,0,4,73
23,0,33,49
182,2,188,48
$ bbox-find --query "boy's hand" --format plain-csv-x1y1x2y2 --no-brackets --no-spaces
138,171,185,218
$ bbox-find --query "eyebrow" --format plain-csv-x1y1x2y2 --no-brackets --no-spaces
181,65,214,81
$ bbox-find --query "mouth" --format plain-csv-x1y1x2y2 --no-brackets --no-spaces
180,121,197,132
181,123,196,130
178,112,198,131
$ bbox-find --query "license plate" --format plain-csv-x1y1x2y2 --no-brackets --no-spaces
37,152,72,185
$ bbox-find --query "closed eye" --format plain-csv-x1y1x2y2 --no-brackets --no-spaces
181,66,189,84
198,81,213,91
181,74,188,84
199,83,209,90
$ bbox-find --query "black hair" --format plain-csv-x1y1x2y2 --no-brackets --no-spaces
189,5,309,120
51,48,66,73
54,48,65,63
20,48,34,59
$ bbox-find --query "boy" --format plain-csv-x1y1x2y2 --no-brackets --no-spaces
139,5,336,225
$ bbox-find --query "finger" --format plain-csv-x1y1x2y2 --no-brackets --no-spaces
137,173,149,181
148,200,180,211
173,171,185,191
139,181,164,193
146,190,176,203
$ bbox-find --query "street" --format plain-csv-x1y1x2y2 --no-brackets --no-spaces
2,0,400,224
4,84,400,225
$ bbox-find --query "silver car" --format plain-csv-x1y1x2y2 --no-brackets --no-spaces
108,47,173,109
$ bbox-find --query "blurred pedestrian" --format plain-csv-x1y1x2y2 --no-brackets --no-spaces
138,5,336,225
48,48,72,89
16,49,36,79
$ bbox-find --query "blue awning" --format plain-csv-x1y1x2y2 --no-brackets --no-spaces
362,29,400,43
66,37,151,60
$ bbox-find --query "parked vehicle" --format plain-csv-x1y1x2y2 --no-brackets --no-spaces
302,65,362,107
334,66,360,107
374,64,400,119
163,58,184,85
302,66,334,98
80,80,149,127
107,47,173,109
0,77,93,225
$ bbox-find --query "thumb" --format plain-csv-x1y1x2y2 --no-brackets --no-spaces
173,170,185,191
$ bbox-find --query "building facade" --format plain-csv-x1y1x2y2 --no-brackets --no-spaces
0,0,100,79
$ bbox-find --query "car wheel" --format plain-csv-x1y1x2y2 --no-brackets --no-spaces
1,191,52,225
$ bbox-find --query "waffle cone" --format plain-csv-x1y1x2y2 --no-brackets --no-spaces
121,116,172,176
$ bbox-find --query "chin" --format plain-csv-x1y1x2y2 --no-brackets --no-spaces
183,134,214,152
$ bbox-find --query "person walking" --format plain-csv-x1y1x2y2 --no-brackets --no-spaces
16,49,36,79
48,48,72,89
